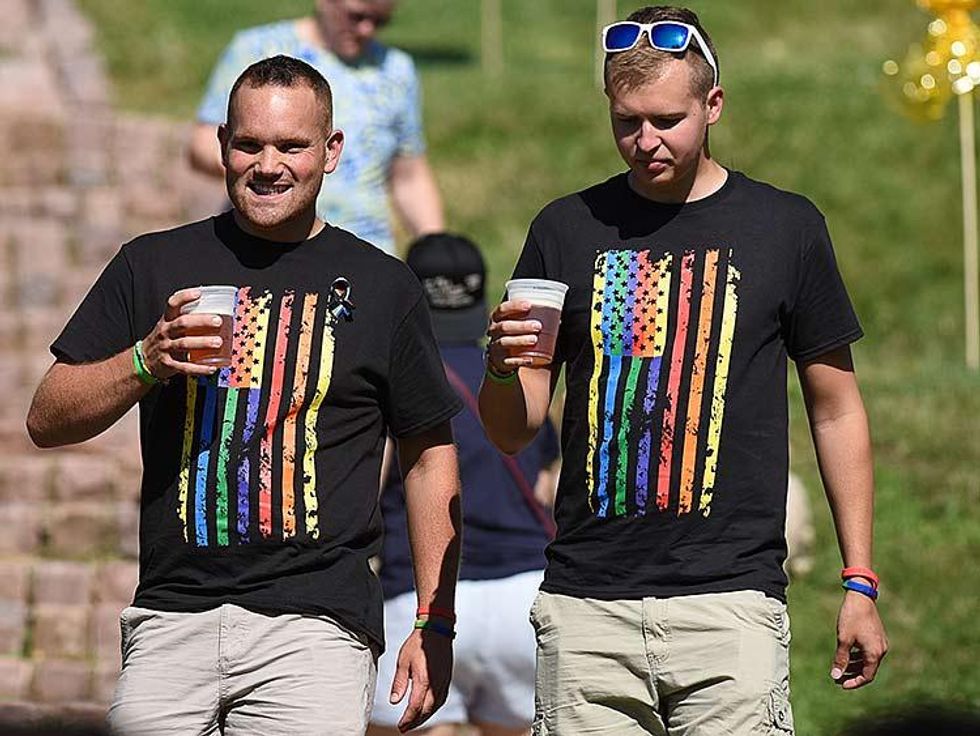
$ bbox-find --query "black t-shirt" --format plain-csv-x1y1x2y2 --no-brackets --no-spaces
51,212,461,649
512,171,862,603
379,343,560,600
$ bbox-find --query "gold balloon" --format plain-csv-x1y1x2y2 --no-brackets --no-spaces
886,0,980,120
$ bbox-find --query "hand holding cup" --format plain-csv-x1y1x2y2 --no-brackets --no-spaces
140,286,236,380
486,279,568,373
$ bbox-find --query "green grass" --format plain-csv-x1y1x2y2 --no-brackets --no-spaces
77,0,980,732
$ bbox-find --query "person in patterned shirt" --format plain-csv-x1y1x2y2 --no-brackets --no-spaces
189,0,444,256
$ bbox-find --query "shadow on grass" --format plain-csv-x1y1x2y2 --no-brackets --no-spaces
397,43,473,67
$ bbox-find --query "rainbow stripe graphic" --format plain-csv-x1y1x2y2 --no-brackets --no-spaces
176,287,338,546
586,248,740,518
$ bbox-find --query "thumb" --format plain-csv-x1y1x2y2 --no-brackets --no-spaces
830,639,850,681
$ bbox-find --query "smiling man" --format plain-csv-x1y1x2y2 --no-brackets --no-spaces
28,56,461,736
190,0,444,256
479,5,888,734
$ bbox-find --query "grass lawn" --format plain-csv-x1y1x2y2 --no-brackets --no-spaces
77,0,980,732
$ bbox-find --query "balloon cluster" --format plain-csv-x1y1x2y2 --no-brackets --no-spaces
883,0,980,120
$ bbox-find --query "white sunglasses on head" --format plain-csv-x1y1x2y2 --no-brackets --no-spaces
602,21,719,87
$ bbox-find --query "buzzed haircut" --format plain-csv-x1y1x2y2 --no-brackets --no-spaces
227,55,334,129
605,5,719,98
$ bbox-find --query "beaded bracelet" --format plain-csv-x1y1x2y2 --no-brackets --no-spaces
414,618,456,639
842,579,879,601
841,566,879,589
133,341,160,386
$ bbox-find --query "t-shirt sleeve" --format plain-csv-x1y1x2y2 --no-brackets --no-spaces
392,59,426,158
50,246,136,364
197,32,252,125
784,215,863,363
385,294,462,438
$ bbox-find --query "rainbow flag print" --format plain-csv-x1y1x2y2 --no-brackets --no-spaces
586,247,740,519
177,287,337,547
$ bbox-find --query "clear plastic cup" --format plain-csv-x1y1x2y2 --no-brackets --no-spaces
505,278,569,366
179,285,237,367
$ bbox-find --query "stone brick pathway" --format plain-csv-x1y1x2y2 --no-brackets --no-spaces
0,0,225,715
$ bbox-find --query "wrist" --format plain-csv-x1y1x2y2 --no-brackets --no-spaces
484,347,517,384
133,341,162,386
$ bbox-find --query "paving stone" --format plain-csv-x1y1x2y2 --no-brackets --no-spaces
0,561,32,604
0,454,53,503
31,604,90,659
0,657,33,700
93,562,137,606
92,660,118,706
89,604,121,666
20,310,66,352
31,658,92,703
0,116,65,186
52,454,117,502
116,501,139,560
0,312,21,350
39,187,79,221
33,561,94,606
44,501,118,558
10,220,69,311
0,503,42,555
0,601,28,655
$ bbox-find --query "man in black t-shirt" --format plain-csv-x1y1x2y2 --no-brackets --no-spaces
27,56,461,736
479,6,887,735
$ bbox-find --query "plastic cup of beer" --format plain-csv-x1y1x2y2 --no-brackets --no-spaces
179,285,237,367
504,278,569,367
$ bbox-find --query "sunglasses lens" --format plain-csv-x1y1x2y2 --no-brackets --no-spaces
605,23,642,52
649,23,691,51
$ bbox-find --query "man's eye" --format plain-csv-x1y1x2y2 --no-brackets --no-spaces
236,142,261,153
655,118,682,129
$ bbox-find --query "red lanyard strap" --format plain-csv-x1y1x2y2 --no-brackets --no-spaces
442,363,557,540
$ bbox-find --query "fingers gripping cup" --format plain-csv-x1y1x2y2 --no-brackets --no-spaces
179,286,237,367
505,279,569,367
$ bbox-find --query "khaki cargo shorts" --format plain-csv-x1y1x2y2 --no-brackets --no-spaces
530,590,794,735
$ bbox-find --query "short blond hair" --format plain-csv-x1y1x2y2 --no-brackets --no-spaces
604,5,718,98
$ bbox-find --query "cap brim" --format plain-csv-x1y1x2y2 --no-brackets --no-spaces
430,304,487,343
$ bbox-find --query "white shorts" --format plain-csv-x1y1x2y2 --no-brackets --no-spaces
372,569,543,729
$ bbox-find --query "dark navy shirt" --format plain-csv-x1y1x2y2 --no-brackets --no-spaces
379,343,560,600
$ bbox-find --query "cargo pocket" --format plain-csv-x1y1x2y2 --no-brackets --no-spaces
767,684,795,735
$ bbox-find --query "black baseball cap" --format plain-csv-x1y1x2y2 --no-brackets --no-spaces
406,233,487,343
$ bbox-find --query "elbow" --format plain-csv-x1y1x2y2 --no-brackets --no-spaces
26,410,58,449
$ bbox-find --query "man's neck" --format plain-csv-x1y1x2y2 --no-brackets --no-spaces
629,157,728,205
232,210,325,243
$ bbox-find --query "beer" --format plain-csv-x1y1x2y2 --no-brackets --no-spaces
504,278,569,367
508,304,561,366
179,285,238,368
186,314,234,367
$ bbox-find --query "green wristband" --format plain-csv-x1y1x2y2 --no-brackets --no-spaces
133,341,159,386
484,361,518,386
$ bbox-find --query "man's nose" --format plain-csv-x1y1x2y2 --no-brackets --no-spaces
637,121,661,152
256,146,283,174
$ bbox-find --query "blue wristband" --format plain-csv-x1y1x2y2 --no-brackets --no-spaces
414,618,456,639
842,579,879,601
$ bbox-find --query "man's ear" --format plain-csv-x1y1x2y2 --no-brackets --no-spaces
217,123,230,166
705,86,724,126
323,129,345,175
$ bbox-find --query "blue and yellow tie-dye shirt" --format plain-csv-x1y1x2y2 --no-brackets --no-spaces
198,20,426,256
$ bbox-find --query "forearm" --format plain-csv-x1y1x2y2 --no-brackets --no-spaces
811,406,875,568
389,156,444,237
402,440,461,610
27,349,149,448
479,368,553,454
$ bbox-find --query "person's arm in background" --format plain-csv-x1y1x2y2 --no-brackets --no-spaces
387,421,461,733
28,288,220,448
797,345,888,690
388,154,444,237
479,299,559,454
188,123,225,178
